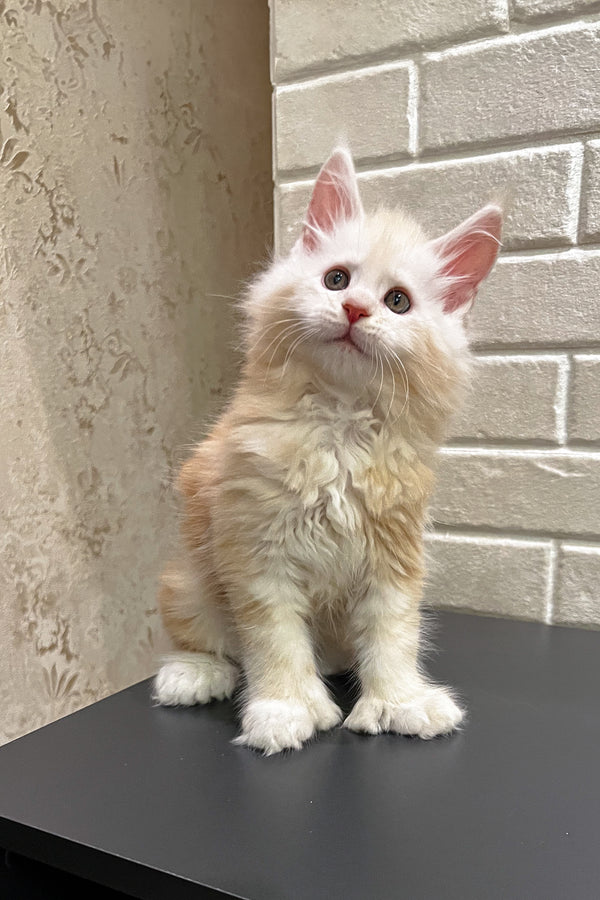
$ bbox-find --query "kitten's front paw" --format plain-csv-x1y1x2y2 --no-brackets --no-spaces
234,695,342,755
344,686,464,740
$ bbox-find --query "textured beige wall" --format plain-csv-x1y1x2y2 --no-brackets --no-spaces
0,0,272,745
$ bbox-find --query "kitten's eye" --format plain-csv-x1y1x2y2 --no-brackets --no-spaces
384,288,411,314
323,267,350,291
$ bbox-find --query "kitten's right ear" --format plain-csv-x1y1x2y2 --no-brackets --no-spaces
298,147,363,253
429,205,503,313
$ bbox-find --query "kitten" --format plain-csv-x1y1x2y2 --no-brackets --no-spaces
154,147,502,754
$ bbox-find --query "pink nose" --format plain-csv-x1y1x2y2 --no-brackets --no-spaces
343,302,370,324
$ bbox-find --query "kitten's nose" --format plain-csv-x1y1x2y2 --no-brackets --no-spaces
342,301,371,324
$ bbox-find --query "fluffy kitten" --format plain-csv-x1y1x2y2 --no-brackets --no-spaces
154,147,502,754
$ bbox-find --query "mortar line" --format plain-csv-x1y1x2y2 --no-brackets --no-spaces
566,142,585,243
431,523,600,544
545,540,559,624
407,61,419,157
555,355,571,447
473,341,600,353
439,445,600,456
472,349,578,359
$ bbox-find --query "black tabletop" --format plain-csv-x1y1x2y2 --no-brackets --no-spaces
0,611,599,900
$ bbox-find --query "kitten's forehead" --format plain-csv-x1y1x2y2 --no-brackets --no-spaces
323,207,430,271
366,208,428,254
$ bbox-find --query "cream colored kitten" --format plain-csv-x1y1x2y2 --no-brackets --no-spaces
154,147,502,754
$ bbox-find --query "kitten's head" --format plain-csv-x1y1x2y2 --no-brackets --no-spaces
246,147,501,433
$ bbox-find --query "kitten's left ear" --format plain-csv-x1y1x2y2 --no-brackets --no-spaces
429,205,502,313
298,147,363,253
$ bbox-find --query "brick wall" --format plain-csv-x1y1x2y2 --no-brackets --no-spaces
270,0,600,628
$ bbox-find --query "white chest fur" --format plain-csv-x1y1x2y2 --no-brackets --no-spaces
231,393,421,597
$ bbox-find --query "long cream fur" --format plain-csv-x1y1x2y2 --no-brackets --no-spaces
154,148,502,754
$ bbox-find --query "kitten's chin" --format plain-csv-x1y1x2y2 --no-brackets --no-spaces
328,335,365,354
305,336,373,387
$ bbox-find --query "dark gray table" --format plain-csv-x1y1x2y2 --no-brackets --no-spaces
1,612,599,900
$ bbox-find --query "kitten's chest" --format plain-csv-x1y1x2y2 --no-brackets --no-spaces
235,398,431,594
246,399,419,528
281,403,375,517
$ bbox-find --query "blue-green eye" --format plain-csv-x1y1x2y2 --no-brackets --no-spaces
324,267,350,290
384,288,411,314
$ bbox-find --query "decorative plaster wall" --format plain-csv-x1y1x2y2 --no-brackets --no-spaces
0,0,272,745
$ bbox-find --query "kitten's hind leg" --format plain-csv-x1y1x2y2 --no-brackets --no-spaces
153,559,239,707
154,651,238,706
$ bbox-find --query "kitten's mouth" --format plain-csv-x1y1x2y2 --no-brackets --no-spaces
329,330,364,354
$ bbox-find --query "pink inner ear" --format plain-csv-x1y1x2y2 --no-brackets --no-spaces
432,206,502,313
302,149,362,252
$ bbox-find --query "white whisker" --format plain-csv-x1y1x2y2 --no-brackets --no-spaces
256,322,306,372
385,345,410,422
248,318,302,360
264,324,311,380
281,327,317,378
373,347,385,413
382,349,396,426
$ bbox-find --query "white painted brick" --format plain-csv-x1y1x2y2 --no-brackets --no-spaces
513,0,600,20
470,252,600,348
579,140,600,242
554,544,600,627
271,0,600,631
451,356,565,443
275,65,413,175
420,25,600,151
276,145,580,254
569,355,600,443
433,451,600,535
272,0,509,82
424,532,551,620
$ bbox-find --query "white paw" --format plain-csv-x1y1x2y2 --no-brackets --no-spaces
344,686,464,740
153,652,238,706
233,694,342,755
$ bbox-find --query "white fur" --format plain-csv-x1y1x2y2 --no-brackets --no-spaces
246,209,472,399
344,687,464,739
234,695,342,755
153,652,238,706
156,148,501,754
